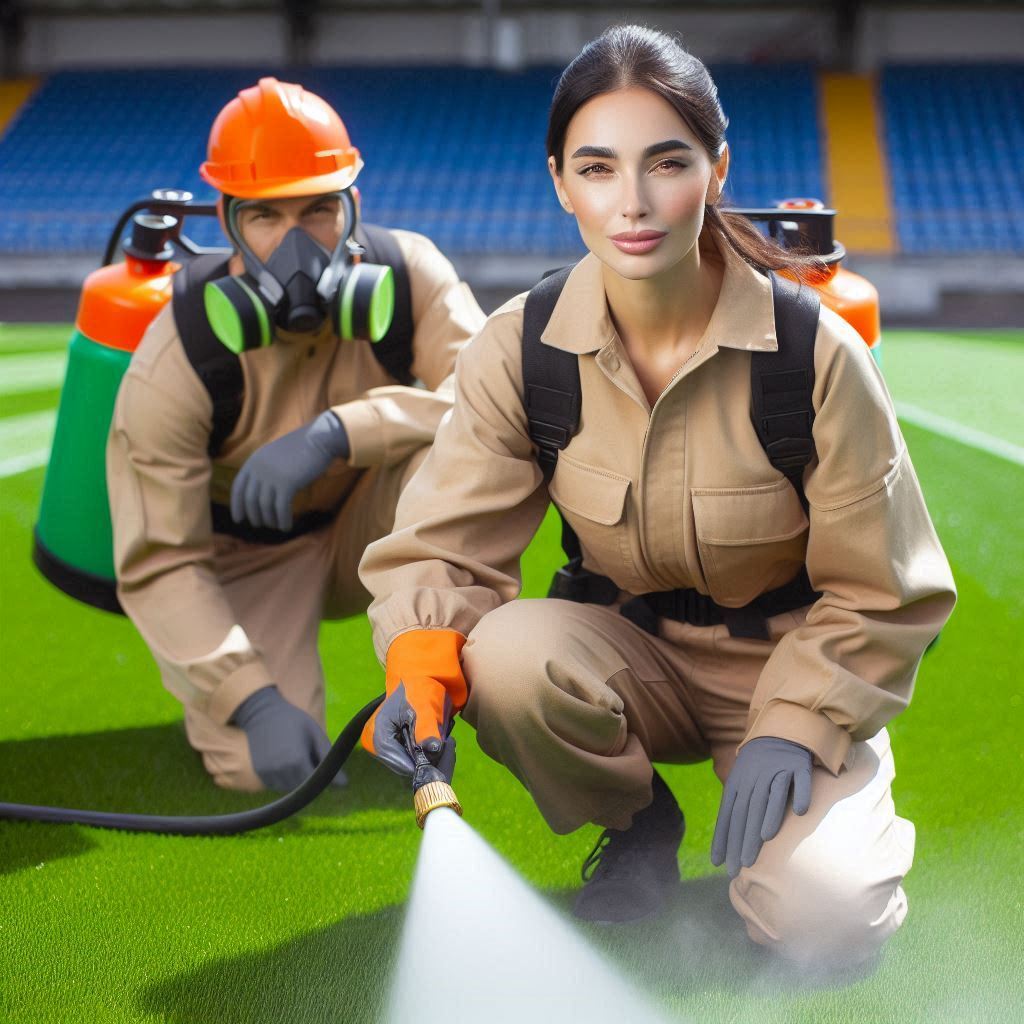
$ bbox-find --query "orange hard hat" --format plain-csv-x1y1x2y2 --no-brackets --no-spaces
199,77,363,199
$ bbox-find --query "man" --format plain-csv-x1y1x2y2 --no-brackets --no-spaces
107,77,484,793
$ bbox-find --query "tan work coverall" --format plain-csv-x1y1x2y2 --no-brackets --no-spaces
107,228,485,790
359,233,956,964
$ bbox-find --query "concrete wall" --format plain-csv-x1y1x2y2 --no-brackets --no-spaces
19,5,1024,73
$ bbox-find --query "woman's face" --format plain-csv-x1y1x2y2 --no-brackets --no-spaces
548,87,728,281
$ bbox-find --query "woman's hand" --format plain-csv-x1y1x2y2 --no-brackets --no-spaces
360,629,468,779
711,736,813,877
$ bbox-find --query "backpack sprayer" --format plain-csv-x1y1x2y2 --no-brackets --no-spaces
32,190,227,612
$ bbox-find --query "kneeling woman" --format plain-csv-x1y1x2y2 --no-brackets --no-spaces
358,25,955,965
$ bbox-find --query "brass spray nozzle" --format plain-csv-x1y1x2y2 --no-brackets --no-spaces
405,725,462,829
413,779,462,829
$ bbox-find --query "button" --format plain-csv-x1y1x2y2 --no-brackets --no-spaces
607,354,621,371
307,346,316,359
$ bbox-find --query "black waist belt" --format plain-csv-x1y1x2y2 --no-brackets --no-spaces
548,563,821,641
210,503,338,546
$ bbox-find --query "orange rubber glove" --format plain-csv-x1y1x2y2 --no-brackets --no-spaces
361,629,468,779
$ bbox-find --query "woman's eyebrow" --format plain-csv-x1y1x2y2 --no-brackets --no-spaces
569,139,693,160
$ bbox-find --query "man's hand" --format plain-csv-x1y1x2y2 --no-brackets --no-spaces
361,630,468,781
711,736,813,877
230,685,347,791
230,411,349,531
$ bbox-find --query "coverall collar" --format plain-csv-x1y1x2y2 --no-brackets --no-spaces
540,229,780,356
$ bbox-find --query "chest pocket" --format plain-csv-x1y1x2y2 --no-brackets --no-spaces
691,477,809,606
549,453,630,574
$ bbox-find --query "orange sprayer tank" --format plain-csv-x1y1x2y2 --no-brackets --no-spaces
33,215,180,612
775,198,882,363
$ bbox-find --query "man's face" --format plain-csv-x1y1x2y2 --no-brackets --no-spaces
233,193,345,264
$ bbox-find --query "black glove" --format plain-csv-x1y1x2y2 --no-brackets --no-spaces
230,685,347,791
230,410,349,531
711,736,813,877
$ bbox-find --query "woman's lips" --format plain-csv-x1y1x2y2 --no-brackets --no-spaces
609,231,667,255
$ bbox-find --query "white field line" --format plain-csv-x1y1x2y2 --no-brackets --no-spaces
0,352,67,396
1,403,1019,480
895,402,1024,467
0,410,56,478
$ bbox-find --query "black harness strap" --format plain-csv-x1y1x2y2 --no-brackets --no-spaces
172,254,242,458
209,503,337,546
522,265,584,567
522,266,580,485
751,274,820,512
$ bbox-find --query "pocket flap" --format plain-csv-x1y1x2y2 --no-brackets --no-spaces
549,453,630,526
691,478,808,546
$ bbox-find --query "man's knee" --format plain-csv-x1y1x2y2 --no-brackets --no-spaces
185,710,265,792
205,754,265,793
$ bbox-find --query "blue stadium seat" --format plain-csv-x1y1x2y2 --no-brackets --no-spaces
881,64,1024,254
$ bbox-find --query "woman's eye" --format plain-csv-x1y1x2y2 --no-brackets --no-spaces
579,164,611,177
652,160,686,173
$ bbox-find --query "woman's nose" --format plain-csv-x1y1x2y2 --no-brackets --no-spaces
620,175,650,220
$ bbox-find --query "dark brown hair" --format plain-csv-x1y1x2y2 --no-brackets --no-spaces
547,24,825,280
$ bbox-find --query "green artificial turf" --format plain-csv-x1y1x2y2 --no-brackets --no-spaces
1,328,1021,1023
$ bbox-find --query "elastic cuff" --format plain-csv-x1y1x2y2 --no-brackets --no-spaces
205,662,275,727
331,400,385,467
374,623,466,665
741,701,852,775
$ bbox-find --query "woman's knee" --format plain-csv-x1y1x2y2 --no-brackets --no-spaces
730,834,912,966
463,600,574,713
462,599,626,738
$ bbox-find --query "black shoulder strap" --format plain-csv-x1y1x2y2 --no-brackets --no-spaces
173,254,242,458
751,273,821,511
355,223,415,385
522,265,580,484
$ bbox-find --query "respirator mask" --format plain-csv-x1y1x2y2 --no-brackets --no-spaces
203,188,395,353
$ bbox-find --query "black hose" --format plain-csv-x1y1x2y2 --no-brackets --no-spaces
0,695,383,837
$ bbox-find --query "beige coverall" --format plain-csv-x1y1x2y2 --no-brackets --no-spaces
107,228,485,791
359,234,956,964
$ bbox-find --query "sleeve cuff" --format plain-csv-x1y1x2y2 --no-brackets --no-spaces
331,399,385,467
742,700,852,776
205,661,275,726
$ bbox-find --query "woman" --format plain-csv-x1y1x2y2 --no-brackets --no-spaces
357,26,955,965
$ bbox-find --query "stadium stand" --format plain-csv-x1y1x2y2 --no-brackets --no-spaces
880,64,1024,254
3,62,1020,260
0,64,823,258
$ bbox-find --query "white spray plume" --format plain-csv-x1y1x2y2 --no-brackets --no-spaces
385,808,684,1024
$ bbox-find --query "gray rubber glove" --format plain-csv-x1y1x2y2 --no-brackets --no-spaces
229,685,347,792
230,411,349,531
711,736,813,877
367,681,457,783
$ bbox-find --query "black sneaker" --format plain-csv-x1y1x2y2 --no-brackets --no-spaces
572,770,684,924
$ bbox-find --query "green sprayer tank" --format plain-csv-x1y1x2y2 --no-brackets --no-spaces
33,215,180,612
